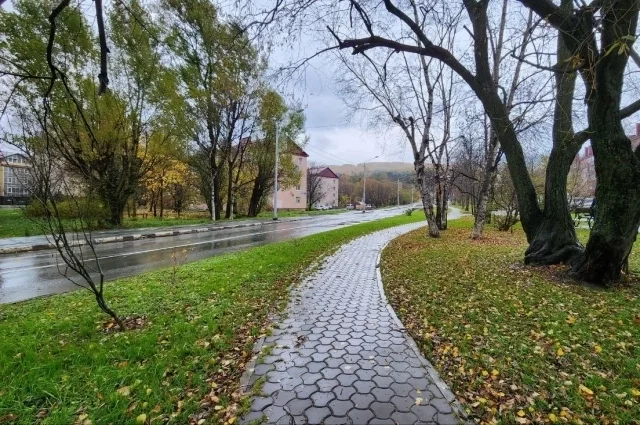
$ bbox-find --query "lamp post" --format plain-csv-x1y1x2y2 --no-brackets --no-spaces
273,122,279,220
362,155,379,213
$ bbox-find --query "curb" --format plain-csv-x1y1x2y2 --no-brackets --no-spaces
375,223,471,424
0,217,313,255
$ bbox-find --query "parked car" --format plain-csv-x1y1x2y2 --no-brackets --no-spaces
346,204,354,210
314,204,330,210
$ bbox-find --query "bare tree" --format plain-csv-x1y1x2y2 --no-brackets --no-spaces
306,163,328,210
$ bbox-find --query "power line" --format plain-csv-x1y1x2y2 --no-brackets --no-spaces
305,122,352,129
304,144,352,165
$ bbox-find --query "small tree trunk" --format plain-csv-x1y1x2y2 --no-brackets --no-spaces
472,135,499,239
225,172,233,219
159,187,164,218
415,161,440,238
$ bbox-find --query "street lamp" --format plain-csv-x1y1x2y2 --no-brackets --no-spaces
362,155,379,213
273,121,280,221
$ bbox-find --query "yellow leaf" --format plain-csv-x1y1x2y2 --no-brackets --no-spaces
594,345,602,353
482,370,489,377
136,414,146,424
491,369,500,376
566,315,576,324
579,384,594,395
556,348,564,357
228,417,237,424
116,386,131,397
214,405,224,411
517,410,526,417
548,413,558,422
631,388,640,397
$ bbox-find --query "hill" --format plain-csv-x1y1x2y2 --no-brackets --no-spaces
327,162,413,175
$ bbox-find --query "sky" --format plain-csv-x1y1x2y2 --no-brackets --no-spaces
259,5,415,167
293,69,412,166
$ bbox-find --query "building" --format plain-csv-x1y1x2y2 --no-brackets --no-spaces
313,167,340,208
571,123,640,197
0,152,31,205
274,144,308,210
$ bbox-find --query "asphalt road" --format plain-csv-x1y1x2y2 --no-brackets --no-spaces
0,206,416,304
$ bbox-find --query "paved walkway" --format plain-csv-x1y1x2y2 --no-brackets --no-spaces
240,221,465,424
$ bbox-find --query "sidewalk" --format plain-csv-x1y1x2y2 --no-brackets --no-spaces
0,216,313,255
239,222,466,424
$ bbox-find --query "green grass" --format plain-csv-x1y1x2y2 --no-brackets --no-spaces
255,208,347,218
382,217,640,424
0,209,215,239
0,212,423,425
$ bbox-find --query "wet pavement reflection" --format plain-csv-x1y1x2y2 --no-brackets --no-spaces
0,207,410,304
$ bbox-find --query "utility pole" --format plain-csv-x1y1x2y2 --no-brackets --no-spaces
273,122,279,221
397,178,400,206
361,155,379,213
210,150,216,222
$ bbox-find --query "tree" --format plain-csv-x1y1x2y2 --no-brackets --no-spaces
0,0,124,328
517,0,640,283
245,90,304,217
164,0,263,221
306,163,328,210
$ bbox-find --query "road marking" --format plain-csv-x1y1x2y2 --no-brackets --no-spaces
0,209,403,274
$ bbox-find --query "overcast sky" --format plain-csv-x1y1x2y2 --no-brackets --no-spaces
262,10,414,167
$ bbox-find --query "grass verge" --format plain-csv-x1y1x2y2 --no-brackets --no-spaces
382,217,640,424
0,212,423,425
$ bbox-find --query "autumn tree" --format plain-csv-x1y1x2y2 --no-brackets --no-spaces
245,90,304,217
306,163,328,210
164,0,264,221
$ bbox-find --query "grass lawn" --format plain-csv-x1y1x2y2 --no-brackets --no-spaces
0,209,214,239
0,213,423,425
382,217,640,424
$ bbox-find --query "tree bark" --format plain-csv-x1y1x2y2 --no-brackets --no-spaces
472,135,499,239
526,15,583,265
569,1,640,284
415,161,440,238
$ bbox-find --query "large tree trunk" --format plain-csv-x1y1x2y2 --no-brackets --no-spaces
525,144,583,264
415,161,440,238
525,19,583,265
569,2,640,284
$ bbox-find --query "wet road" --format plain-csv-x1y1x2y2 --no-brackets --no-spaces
0,206,414,304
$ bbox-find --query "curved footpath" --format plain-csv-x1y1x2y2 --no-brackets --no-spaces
239,219,467,424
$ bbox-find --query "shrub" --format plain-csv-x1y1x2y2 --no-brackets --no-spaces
404,208,414,216
25,199,107,221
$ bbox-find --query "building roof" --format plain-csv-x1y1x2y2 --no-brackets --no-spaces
317,167,339,179
289,144,309,158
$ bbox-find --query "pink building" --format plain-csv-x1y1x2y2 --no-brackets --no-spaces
273,144,308,210
313,167,340,208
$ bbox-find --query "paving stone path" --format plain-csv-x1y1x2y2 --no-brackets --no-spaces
240,221,465,424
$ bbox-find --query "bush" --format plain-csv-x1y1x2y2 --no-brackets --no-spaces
404,208,414,216
25,199,107,221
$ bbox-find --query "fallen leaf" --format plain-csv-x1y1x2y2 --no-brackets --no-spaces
136,413,146,424
579,384,594,395
116,386,131,397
